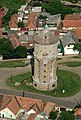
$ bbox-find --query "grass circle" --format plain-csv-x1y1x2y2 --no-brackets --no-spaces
7,70,81,97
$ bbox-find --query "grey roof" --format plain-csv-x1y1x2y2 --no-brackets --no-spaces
47,14,61,24
39,12,50,18
34,28,58,45
60,31,79,47
20,34,33,42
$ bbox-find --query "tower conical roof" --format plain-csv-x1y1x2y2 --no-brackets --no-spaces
34,28,58,45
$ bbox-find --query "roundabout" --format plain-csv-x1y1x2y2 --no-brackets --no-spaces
7,69,81,97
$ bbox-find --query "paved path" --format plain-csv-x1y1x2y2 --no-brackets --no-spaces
0,65,31,89
0,56,81,104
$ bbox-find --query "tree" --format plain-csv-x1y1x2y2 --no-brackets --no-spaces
42,0,74,19
0,38,14,59
13,45,28,58
18,21,24,28
58,111,74,120
73,42,81,54
2,11,12,26
49,111,58,119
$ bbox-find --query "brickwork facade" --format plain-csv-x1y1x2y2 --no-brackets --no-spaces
33,28,58,90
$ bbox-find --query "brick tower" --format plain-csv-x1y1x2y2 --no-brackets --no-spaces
33,28,58,90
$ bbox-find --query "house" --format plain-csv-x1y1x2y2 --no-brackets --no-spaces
46,14,61,30
62,20,81,30
64,13,81,20
8,32,21,48
9,14,19,30
75,28,81,42
0,7,8,18
74,108,81,120
59,31,79,55
27,12,38,30
32,7,42,13
0,7,8,25
37,13,61,31
15,95,44,110
0,94,21,119
0,94,56,120
18,4,29,22
43,102,56,116
19,33,34,49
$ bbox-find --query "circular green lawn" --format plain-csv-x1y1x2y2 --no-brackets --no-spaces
59,61,81,67
7,70,81,97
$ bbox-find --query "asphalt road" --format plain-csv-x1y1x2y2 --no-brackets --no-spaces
0,88,76,109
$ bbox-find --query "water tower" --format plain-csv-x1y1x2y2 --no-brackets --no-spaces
33,28,58,90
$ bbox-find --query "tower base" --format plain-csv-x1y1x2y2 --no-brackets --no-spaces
33,76,57,90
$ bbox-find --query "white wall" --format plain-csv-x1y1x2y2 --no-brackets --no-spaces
64,45,79,55
0,108,16,119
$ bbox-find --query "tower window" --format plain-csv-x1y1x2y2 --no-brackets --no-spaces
52,84,55,87
44,64,46,67
43,81,46,83
34,84,37,87
44,70,46,72
44,75,46,77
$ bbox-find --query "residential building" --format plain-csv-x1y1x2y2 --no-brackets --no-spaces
62,20,81,30
59,31,79,55
0,94,56,120
74,108,81,120
64,13,81,20
75,28,81,42
9,14,19,30
27,12,38,30
8,31,21,48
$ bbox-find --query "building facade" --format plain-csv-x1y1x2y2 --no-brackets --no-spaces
33,28,58,90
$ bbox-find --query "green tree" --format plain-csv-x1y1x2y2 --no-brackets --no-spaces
58,111,74,120
0,38,14,59
49,111,58,119
65,0,79,3
18,21,24,28
73,43,81,54
13,45,28,58
42,0,74,19
2,11,12,26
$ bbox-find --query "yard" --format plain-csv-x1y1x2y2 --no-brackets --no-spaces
0,60,29,68
7,70,81,97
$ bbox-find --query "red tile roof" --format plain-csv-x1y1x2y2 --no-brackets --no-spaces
16,96,44,111
9,20,18,28
74,108,81,116
0,95,20,115
62,20,81,27
64,14,80,20
0,7,7,19
7,97,20,115
27,113,37,120
43,102,56,116
9,14,18,28
75,28,81,40
9,33,21,48
27,12,38,30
